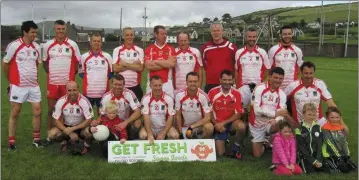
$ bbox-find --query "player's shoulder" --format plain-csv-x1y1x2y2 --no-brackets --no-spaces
102,91,112,98
230,87,241,95
189,47,200,53
175,89,186,99
101,51,112,59
66,38,78,47
134,45,144,52
202,41,215,49
141,93,152,103
145,44,156,50
198,88,210,99
288,79,301,87
163,93,174,101
56,95,68,105
123,88,137,99
269,44,280,51
31,41,41,49
81,51,91,58
291,44,302,51
256,46,268,54
254,82,267,92
208,85,221,95
227,40,237,50
313,78,327,88
6,38,22,49
113,45,124,52
235,47,246,54
43,39,56,46
79,94,92,106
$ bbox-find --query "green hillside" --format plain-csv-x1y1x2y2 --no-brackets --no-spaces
235,2,358,24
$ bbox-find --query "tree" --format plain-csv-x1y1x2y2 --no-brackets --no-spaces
1,25,21,41
299,19,307,28
213,17,219,22
105,33,119,42
222,13,232,24
289,22,299,28
315,17,321,24
202,17,211,25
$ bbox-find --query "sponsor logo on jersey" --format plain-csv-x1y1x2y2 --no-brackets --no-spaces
133,52,137,57
291,53,295,57
33,51,37,56
256,56,259,61
76,108,80,114
102,60,105,65
313,91,318,96
161,105,165,110
189,56,193,60
66,48,70,53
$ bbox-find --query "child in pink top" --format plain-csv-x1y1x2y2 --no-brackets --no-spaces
272,121,302,176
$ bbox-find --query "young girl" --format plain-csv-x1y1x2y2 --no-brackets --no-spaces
322,107,357,173
90,101,127,158
272,121,302,176
295,103,324,174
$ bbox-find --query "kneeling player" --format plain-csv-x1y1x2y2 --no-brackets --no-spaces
249,67,292,157
139,75,179,143
208,70,246,159
48,81,94,154
175,72,213,139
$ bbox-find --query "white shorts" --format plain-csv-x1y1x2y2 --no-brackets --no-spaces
238,85,252,108
249,123,272,143
146,80,174,98
9,84,41,103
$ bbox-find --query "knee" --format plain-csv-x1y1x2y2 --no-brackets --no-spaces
33,107,42,117
134,120,142,129
48,128,58,139
139,131,147,140
10,106,21,118
81,127,92,139
203,123,214,134
236,121,246,132
69,133,79,141
168,131,179,140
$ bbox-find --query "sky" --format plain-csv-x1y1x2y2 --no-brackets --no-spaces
1,1,350,28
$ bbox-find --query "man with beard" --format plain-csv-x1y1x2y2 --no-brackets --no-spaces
208,70,245,159
284,62,348,132
268,25,303,89
235,28,271,109
42,20,81,143
202,23,237,93
175,72,213,139
113,27,145,100
48,81,94,154
249,67,293,157
3,21,44,150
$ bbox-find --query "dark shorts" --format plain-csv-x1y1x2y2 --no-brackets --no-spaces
127,84,143,101
85,96,101,108
214,122,235,140
204,84,219,94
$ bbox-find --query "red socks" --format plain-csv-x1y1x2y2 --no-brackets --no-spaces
8,136,15,146
33,131,40,142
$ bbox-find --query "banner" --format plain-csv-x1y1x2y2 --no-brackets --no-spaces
108,139,216,164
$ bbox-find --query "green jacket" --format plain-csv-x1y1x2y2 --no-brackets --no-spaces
322,129,350,158
295,121,323,164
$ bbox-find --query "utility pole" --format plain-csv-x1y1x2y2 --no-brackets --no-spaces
63,4,66,20
322,13,325,45
267,13,273,49
242,23,246,45
119,8,123,45
31,2,34,20
142,7,148,48
318,1,323,56
42,17,47,42
344,1,352,57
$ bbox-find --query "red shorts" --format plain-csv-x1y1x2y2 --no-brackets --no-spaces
47,84,67,99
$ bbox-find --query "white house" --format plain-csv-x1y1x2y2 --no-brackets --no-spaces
189,29,198,39
307,22,321,29
166,33,177,43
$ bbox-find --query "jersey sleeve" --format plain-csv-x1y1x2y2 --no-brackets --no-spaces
144,47,152,61
295,47,304,67
138,47,145,64
141,97,150,115
3,42,17,63
72,42,81,62
194,48,203,66
278,91,287,110
165,96,176,116
52,100,64,120
260,49,271,69
252,86,275,118
169,46,176,57
80,99,94,120
283,82,295,97
78,53,87,74
175,93,182,111
112,47,120,64
234,49,242,70
234,92,244,114
99,95,108,115
42,42,50,62
104,53,113,72
200,94,212,113
318,80,332,101
268,46,277,67
126,91,141,110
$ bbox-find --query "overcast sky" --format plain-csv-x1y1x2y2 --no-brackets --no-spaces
1,1,349,28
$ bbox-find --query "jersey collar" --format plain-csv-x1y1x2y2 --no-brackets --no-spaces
154,41,166,49
186,88,199,99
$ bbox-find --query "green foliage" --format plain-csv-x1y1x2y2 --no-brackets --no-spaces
1,25,21,40
105,34,119,42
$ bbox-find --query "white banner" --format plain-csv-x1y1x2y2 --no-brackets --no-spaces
108,139,216,164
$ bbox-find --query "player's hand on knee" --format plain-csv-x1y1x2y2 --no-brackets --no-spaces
63,127,74,135
91,120,100,127
90,127,97,133
214,123,224,132
69,133,79,141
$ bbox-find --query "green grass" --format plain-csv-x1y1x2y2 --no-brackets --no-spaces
1,56,358,179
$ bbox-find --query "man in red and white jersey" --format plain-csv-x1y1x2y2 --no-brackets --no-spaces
235,28,270,108
42,20,81,140
113,27,144,100
2,21,44,150
139,75,179,143
175,72,213,139
284,61,344,127
79,33,113,113
202,23,237,93
48,81,94,154
208,70,245,159
249,67,292,157
99,74,142,140
144,25,176,98
174,32,203,94
268,25,303,89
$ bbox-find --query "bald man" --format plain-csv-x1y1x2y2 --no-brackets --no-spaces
47,81,94,155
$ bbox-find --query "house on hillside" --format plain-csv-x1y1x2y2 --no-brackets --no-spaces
76,26,105,42
114,29,122,36
232,28,241,37
224,28,233,38
307,22,321,29
189,29,198,39
232,19,245,25
166,32,177,43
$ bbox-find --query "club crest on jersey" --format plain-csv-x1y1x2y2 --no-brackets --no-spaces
161,105,165,110
291,53,295,57
66,48,70,53
313,91,318,96
189,56,193,60
133,52,137,57
76,108,80,114
70,108,74,113
33,51,37,56
256,56,259,61
58,48,63,53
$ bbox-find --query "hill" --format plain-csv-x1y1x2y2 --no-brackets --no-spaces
233,2,358,24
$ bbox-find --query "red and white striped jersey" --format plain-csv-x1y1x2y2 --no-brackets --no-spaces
42,38,81,85
249,82,287,128
112,44,144,87
174,47,203,90
100,89,141,120
52,94,94,126
144,43,175,83
208,86,243,123
268,44,303,89
284,79,332,123
3,38,41,87
80,51,113,98
141,92,176,131
175,88,211,127
235,45,270,87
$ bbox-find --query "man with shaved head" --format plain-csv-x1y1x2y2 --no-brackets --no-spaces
48,81,94,154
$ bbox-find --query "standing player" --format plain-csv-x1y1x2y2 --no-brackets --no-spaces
100,74,142,140
144,25,176,98
202,23,237,93
2,21,44,150
48,81,94,154
235,28,270,108
113,27,144,100
79,33,113,114
175,72,213,139
268,25,303,89
42,20,81,141
208,70,246,159
139,75,179,142
284,62,348,132
249,67,292,157
174,31,203,94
